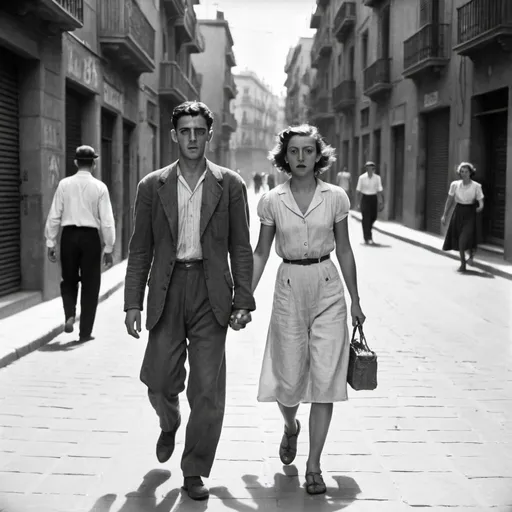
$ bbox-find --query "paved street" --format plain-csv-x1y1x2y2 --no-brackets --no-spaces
1,193,512,512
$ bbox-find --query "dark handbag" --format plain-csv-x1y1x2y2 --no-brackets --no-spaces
347,323,378,391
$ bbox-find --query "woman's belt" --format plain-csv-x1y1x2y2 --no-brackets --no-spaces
282,254,330,266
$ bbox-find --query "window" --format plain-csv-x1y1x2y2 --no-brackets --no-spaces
420,0,440,26
349,46,355,80
378,6,390,59
361,107,370,129
361,31,369,70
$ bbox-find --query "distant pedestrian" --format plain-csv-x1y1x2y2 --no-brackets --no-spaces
44,145,115,341
441,162,484,272
124,101,254,501
267,173,276,190
336,167,351,197
253,172,263,194
356,161,384,244
250,124,366,495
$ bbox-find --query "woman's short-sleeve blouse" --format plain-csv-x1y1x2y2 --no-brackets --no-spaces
256,179,350,260
448,179,484,204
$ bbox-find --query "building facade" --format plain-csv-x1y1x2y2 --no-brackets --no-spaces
0,0,204,317
284,37,314,126
192,11,237,168
307,0,512,261
232,71,282,185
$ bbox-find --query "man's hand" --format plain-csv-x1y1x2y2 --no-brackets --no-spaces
125,308,142,339
47,247,57,263
378,202,385,212
229,309,252,331
103,252,114,267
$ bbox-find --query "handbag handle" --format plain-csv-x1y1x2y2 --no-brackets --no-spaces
351,322,371,352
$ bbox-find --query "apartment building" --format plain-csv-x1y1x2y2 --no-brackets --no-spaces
192,10,238,168
0,0,204,317
308,0,512,261
284,37,315,126
232,71,282,185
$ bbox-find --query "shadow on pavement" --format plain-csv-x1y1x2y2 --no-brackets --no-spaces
209,468,361,511
462,268,495,279
38,338,89,352
87,469,197,512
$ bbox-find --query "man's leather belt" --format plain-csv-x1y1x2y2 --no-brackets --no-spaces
175,259,203,268
282,254,330,266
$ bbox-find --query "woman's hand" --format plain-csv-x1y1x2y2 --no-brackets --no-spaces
351,301,366,326
441,215,447,225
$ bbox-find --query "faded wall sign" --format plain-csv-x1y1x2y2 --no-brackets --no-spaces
48,154,60,188
103,82,124,113
64,35,100,93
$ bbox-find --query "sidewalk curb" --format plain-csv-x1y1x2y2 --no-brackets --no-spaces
0,279,124,370
350,212,511,281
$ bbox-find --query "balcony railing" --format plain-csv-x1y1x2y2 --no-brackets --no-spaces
159,61,199,103
334,2,356,43
224,71,237,99
311,25,333,68
403,23,450,79
222,112,237,132
191,66,202,96
226,46,236,67
363,58,391,100
310,5,322,29
176,6,204,53
317,0,330,7
309,92,334,120
33,0,84,30
332,80,356,111
455,0,512,56
99,0,155,74
162,0,185,18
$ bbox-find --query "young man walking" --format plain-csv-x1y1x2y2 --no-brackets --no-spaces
45,145,115,341
124,101,255,501
356,161,384,244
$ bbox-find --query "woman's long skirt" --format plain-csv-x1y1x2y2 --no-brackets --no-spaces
442,203,478,252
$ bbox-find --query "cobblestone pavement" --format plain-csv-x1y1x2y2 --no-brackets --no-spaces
0,194,511,512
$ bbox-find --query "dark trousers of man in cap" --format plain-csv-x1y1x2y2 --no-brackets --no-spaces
44,146,116,341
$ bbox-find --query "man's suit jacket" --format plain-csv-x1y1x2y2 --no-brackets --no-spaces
124,160,256,331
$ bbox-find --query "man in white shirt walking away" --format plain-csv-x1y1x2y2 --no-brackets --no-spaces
44,145,116,341
355,161,384,244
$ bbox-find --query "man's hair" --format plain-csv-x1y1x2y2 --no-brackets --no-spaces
268,124,336,176
76,158,94,168
171,101,214,131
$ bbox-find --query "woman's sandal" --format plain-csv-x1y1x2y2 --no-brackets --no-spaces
305,471,326,495
279,419,301,465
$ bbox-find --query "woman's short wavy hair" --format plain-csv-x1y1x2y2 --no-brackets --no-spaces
456,161,476,177
268,124,336,176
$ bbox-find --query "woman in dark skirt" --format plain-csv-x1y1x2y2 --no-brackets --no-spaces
441,162,484,272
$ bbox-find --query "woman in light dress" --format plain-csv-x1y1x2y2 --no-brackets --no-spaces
441,162,484,272
251,125,365,494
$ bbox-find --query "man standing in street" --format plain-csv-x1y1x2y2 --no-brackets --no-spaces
336,166,352,199
356,161,384,244
124,101,255,501
45,145,115,341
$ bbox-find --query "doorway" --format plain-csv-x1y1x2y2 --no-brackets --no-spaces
391,125,405,221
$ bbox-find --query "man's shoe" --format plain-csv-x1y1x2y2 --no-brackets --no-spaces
64,317,75,333
79,335,95,342
156,419,180,463
182,476,209,500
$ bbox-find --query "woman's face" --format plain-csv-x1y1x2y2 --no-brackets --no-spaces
459,166,471,180
286,135,321,177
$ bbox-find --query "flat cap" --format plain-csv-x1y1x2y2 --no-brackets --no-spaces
364,161,376,167
75,145,99,160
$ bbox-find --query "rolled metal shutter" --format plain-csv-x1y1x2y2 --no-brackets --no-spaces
65,89,83,176
0,49,21,297
425,109,450,234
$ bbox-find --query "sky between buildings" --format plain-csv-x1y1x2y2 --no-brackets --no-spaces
195,0,316,96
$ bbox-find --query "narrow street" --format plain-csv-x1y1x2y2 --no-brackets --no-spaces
0,194,511,512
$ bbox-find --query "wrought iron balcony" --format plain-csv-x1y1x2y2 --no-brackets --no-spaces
222,112,237,133
309,92,334,121
160,61,199,103
99,0,155,74
317,0,330,7
226,46,236,67
363,58,391,100
25,0,84,31
162,0,185,18
333,80,356,112
311,25,333,68
175,6,204,53
403,23,450,79
454,0,512,56
363,0,384,7
224,71,237,99
310,5,322,29
334,2,356,43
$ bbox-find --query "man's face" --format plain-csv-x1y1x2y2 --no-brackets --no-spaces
171,115,212,161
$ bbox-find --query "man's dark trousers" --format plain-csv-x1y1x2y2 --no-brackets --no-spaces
361,194,378,242
60,226,102,338
140,261,228,478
